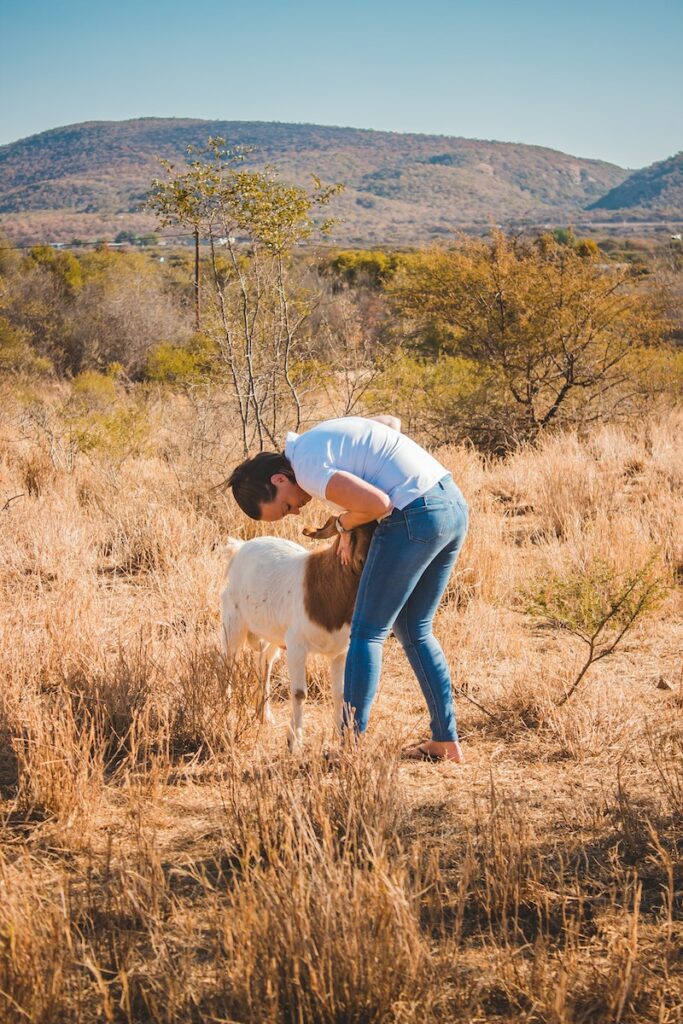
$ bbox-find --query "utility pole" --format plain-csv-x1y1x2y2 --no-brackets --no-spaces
194,227,200,332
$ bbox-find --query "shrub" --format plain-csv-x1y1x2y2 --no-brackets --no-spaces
526,554,667,704
367,351,513,446
0,317,52,376
144,334,217,384
326,249,403,288
66,370,151,463
389,232,668,448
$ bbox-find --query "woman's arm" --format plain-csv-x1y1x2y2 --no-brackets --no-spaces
325,471,392,530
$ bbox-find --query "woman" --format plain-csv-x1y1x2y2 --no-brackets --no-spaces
226,415,469,762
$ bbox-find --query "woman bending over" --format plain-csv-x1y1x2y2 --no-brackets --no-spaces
226,415,469,762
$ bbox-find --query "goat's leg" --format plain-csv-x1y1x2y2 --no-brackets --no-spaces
219,601,248,705
330,653,346,735
258,642,279,724
220,596,246,656
284,640,307,753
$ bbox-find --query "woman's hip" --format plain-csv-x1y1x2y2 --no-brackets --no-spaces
350,487,467,632
381,476,467,544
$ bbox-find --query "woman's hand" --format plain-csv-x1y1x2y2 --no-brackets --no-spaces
337,532,352,566
368,414,401,432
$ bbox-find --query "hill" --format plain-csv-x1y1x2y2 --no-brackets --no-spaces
589,151,683,216
0,118,634,245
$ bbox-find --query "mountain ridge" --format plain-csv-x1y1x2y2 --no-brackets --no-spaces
589,152,683,213
0,118,679,245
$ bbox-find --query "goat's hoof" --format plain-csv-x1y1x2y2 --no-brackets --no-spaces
323,748,343,770
287,734,303,755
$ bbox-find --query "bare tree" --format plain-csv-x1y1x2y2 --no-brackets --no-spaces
148,139,342,453
308,283,392,417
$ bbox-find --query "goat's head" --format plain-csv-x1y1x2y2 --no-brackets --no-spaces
303,516,376,576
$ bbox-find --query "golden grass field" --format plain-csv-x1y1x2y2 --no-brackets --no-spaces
1,385,681,1023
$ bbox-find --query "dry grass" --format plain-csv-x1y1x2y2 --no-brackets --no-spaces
1,385,682,1022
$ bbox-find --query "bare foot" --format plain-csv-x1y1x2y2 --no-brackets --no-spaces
402,740,464,763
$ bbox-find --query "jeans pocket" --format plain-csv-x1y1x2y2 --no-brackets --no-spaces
405,506,448,544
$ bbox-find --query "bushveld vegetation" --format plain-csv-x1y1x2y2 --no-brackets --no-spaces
0,380,681,1022
1,230,681,451
0,149,682,1020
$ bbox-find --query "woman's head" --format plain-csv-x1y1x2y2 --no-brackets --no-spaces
226,452,311,521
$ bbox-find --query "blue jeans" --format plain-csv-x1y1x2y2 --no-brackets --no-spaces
343,475,469,742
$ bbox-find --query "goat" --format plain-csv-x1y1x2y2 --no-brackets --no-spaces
219,517,375,750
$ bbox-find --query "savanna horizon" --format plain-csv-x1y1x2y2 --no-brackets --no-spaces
2,119,682,248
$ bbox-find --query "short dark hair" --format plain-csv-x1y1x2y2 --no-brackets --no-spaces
226,451,295,520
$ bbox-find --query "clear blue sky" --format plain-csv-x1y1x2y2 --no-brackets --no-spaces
0,0,680,168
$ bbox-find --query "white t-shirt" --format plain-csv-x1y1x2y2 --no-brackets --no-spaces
284,417,448,512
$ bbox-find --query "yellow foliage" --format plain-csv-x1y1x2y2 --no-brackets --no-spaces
144,334,218,384
0,316,53,376
25,244,83,292
388,232,669,447
367,351,511,446
327,249,404,287
66,371,150,461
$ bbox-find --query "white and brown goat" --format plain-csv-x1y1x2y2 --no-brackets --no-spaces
219,518,375,749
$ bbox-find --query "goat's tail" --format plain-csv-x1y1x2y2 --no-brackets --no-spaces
221,537,244,584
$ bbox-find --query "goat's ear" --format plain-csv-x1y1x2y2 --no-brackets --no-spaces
302,516,338,540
